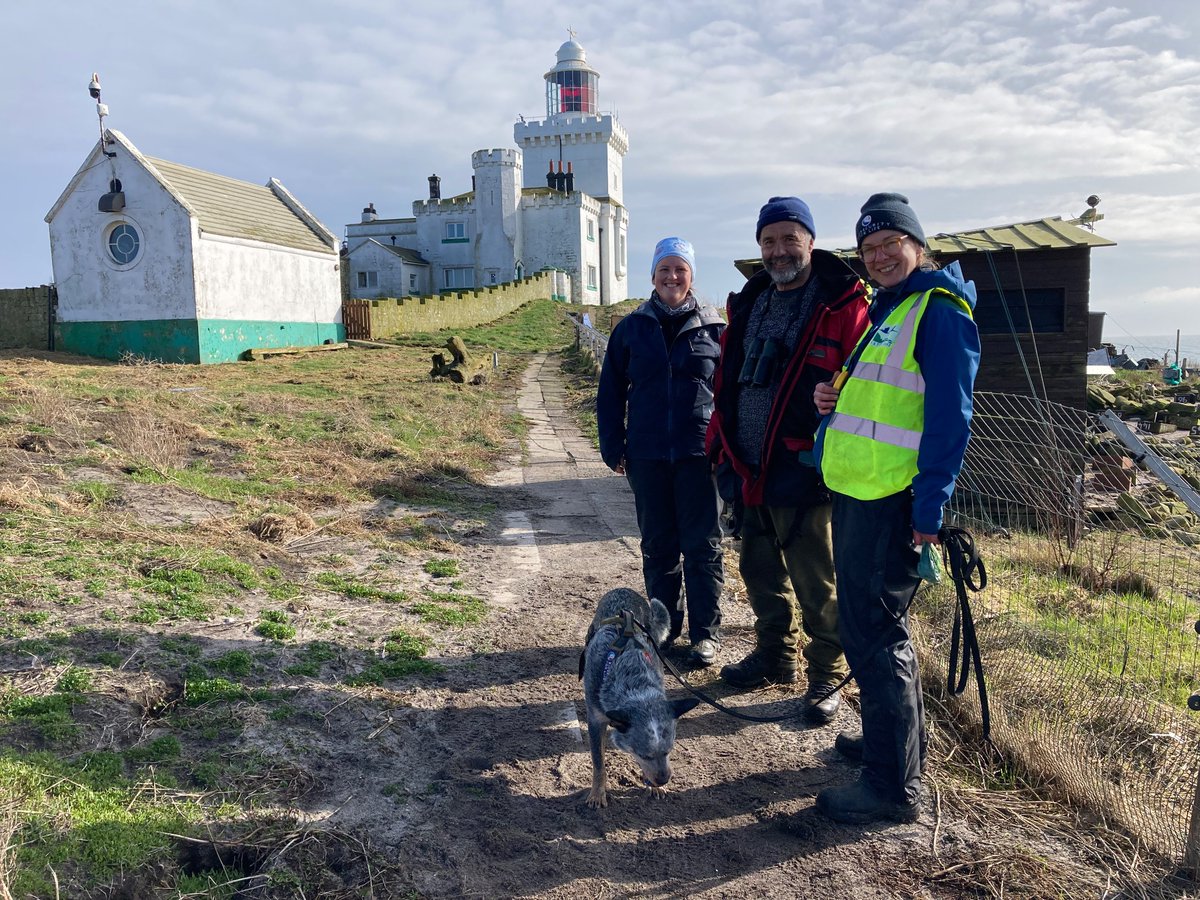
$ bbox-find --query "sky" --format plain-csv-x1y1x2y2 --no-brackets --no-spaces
5,0,1198,345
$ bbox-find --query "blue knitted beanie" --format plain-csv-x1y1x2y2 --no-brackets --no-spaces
651,237,696,279
756,196,816,241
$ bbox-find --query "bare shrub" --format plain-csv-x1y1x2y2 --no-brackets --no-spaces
109,410,185,475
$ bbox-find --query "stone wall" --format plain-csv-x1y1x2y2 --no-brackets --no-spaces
0,286,53,350
361,270,553,337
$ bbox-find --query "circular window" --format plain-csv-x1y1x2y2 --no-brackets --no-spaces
108,223,140,265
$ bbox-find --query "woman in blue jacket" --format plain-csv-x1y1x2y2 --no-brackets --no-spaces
813,193,980,824
597,237,726,666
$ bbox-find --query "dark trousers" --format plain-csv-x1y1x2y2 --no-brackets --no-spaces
831,489,926,805
738,503,845,682
625,457,724,642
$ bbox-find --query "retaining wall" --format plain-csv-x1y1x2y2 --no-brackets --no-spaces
363,271,553,336
0,286,53,350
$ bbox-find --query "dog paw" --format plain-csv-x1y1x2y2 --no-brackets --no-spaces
646,785,667,800
585,789,608,809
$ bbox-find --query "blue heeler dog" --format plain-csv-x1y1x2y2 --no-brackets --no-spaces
579,587,700,808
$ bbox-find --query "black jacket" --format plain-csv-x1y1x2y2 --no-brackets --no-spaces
597,300,726,468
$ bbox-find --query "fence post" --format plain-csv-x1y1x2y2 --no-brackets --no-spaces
1188,769,1200,878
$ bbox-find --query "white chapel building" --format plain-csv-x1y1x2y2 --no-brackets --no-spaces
345,38,629,306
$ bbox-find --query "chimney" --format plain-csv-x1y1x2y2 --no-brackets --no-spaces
565,161,574,193
554,160,566,192
428,174,441,200
546,160,556,190
361,203,377,223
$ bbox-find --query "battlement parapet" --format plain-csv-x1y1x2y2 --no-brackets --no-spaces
471,148,522,168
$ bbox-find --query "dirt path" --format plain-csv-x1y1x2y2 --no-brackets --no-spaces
327,353,1108,899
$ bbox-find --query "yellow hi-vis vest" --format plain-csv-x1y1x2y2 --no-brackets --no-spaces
821,287,972,500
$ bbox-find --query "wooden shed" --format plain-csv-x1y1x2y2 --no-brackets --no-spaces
735,217,1115,409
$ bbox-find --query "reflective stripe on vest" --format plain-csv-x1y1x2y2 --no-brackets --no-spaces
821,287,968,501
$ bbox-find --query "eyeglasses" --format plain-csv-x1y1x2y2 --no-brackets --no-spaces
857,235,907,260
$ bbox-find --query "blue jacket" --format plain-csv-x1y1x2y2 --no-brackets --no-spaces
815,261,980,534
597,299,726,468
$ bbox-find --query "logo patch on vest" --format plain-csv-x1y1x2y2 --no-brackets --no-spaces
871,324,901,347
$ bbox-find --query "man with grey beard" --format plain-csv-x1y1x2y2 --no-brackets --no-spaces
707,197,870,723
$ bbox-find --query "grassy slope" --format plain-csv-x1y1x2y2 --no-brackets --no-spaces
0,300,575,897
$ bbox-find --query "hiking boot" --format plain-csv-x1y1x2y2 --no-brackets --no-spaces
815,778,920,825
688,638,720,667
804,684,841,724
834,730,863,761
720,651,797,690
833,731,927,771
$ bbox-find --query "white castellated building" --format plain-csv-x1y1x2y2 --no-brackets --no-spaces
344,37,628,306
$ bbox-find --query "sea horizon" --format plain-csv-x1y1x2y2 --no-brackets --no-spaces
1102,333,1200,363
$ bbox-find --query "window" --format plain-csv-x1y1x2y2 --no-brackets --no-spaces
588,266,598,290
444,267,474,289
357,270,378,289
107,223,140,265
443,222,467,243
409,273,418,291
974,288,1065,334
587,219,595,241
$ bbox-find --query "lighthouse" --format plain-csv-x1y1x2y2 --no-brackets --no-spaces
514,37,628,208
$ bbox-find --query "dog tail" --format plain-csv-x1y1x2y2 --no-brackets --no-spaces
646,597,671,647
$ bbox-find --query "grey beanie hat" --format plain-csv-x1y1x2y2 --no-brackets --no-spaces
855,192,926,247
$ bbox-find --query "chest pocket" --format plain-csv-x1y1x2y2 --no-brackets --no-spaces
678,332,721,381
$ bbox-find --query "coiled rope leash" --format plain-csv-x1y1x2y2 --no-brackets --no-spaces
940,525,992,743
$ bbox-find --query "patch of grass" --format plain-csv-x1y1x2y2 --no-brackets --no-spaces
55,667,93,694
184,677,247,706
71,480,119,508
0,751,206,897
283,640,338,677
345,628,440,686
255,610,296,642
317,572,408,603
423,557,459,578
124,735,181,765
410,590,487,627
208,650,253,677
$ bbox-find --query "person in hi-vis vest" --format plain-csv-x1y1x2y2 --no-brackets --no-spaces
812,193,980,825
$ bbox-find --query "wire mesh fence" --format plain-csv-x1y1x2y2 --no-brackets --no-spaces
921,391,1200,867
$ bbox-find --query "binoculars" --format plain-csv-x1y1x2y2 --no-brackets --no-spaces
739,337,784,387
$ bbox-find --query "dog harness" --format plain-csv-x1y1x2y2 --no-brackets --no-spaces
585,609,652,684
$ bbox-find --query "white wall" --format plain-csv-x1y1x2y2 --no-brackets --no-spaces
347,240,428,298
48,145,197,322
472,149,522,286
193,233,340,322
345,216,419,253
522,193,593,303
514,113,627,204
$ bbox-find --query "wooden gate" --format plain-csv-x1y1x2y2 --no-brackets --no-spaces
342,299,372,340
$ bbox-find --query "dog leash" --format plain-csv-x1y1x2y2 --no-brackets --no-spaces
640,524,992,732
939,526,992,743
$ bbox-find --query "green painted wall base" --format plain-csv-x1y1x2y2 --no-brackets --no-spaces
57,318,345,364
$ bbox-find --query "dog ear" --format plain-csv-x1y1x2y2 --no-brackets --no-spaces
605,708,632,732
671,697,701,719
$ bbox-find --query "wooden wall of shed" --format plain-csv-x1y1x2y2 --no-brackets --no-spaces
840,246,1090,410
944,246,1088,410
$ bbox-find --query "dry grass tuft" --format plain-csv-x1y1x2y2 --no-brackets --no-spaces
248,510,317,544
108,410,186,475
